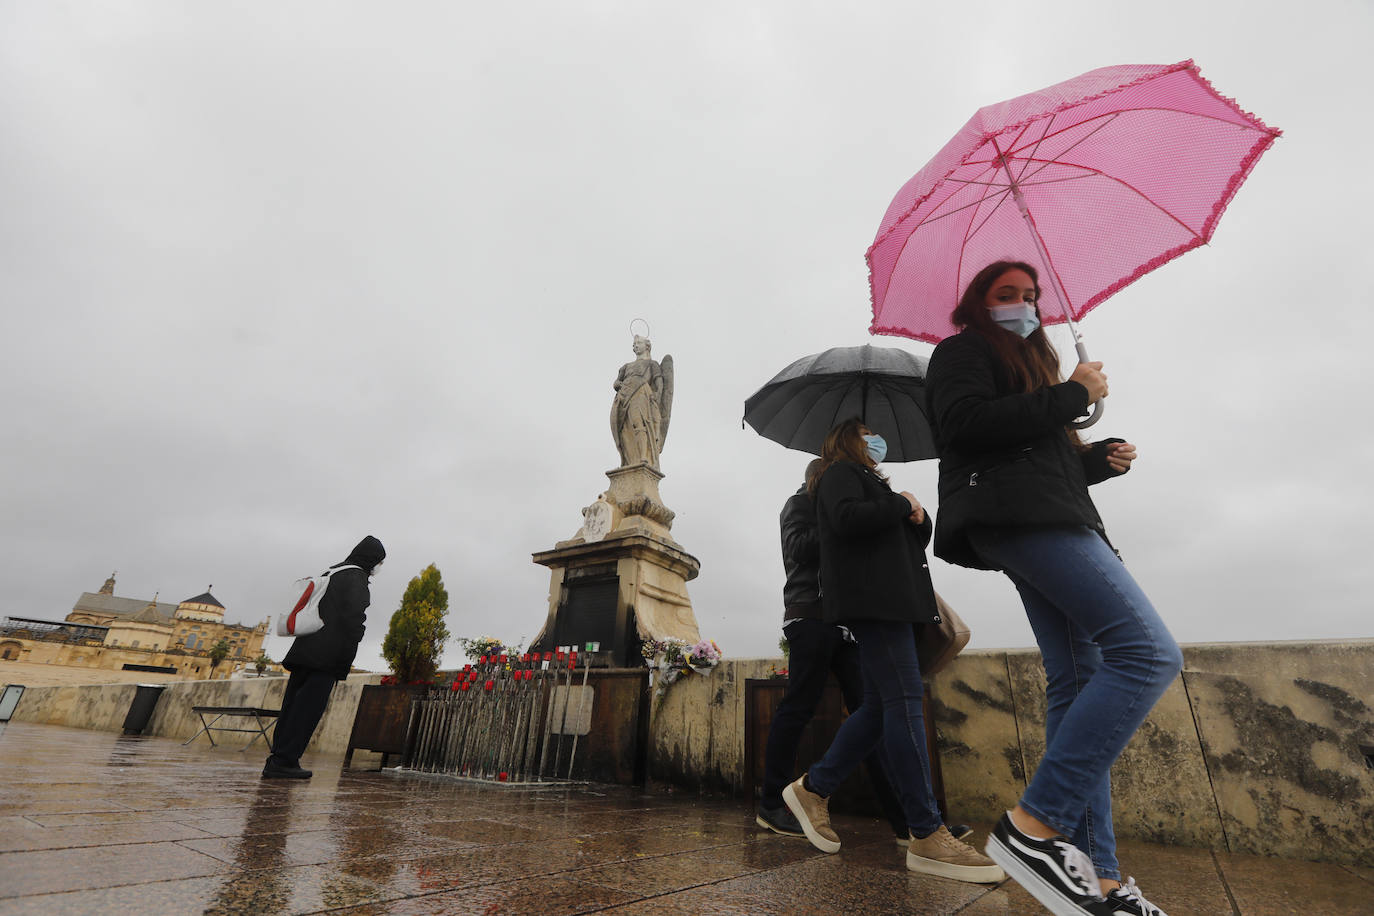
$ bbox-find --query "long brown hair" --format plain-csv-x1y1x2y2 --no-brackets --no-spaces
808,418,884,496
952,261,1086,450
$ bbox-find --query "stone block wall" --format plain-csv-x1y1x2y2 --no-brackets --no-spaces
9,673,383,757
643,641,1373,867
7,640,1371,865
925,641,1373,867
646,658,773,793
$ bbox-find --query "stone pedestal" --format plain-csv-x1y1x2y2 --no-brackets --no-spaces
531,464,702,666
603,464,674,537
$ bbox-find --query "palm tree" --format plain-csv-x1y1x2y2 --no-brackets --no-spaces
208,638,231,671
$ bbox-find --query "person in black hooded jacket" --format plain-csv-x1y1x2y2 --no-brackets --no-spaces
264,535,385,779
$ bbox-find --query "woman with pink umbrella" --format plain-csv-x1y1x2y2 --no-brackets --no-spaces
926,260,1179,916
871,60,1277,916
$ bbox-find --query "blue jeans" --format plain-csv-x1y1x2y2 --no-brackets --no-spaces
806,619,943,837
969,526,1183,881
761,619,907,834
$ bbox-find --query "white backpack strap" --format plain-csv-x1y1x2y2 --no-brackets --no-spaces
322,564,362,578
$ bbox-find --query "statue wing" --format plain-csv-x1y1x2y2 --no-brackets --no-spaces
659,354,674,448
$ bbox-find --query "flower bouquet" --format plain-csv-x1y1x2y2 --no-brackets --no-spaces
685,639,722,676
456,635,511,663
641,637,688,687
641,636,723,689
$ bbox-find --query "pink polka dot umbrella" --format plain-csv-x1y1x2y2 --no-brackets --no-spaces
867,60,1279,427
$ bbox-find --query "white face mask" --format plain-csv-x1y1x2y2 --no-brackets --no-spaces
988,303,1041,338
862,433,888,464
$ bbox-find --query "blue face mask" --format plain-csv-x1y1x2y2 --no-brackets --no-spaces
862,433,888,464
988,303,1041,338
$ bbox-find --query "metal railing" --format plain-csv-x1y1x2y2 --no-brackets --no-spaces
402,650,592,783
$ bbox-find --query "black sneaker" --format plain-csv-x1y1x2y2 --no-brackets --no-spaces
755,803,804,838
985,812,1104,915
1087,878,1168,916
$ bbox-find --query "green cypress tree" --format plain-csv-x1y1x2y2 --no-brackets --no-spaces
381,564,451,684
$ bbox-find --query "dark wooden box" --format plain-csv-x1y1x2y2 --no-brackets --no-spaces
344,684,426,768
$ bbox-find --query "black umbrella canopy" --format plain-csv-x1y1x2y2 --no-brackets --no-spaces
743,344,937,462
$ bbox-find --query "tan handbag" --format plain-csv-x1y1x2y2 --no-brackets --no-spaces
917,591,971,677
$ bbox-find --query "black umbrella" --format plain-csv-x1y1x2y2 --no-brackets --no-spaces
743,345,936,462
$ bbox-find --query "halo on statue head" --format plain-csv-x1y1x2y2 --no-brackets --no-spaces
629,318,650,340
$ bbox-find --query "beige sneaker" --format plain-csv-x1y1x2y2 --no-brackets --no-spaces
782,776,839,853
907,825,1006,884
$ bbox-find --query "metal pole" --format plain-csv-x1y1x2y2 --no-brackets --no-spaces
523,664,546,781
552,651,574,778
401,692,422,768
566,653,591,780
477,662,499,778
457,675,479,775
536,653,557,780
513,662,536,781
423,689,441,771
494,660,516,777
442,685,463,775
993,138,1103,429
414,692,433,771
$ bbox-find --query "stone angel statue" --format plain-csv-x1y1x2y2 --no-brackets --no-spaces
610,335,674,470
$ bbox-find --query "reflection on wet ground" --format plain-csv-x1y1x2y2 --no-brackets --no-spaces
0,722,1369,914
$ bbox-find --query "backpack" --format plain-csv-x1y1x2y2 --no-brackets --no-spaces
276,565,361,638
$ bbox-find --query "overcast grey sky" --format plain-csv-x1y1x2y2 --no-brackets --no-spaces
3,1,1370,673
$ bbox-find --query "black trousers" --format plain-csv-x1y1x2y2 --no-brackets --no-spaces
269,668,336,764
760,618,906,834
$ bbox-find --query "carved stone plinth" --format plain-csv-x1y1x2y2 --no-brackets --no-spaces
605,463,675,533
531,530,701,667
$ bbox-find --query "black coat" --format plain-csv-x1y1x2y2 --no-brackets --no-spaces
780,487,822,620
283,535,386,680
925,329,1124,570
815,461,939,625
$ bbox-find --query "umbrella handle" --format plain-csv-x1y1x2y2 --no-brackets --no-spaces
1072,401,1104,429
1069,340,1104,429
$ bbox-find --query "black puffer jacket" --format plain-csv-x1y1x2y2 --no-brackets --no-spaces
283,535,386,680
815,461,939,626
925,329,1124,570
780,487,821,620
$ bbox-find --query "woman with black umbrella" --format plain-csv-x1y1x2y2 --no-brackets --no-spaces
782,418,1003,886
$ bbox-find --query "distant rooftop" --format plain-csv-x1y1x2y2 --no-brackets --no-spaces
1,616,109,641
70,592,178,624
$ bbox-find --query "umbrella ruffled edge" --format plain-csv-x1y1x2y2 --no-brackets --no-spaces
1074,126,1282,321
864,58,1283,340
865,61,1202,263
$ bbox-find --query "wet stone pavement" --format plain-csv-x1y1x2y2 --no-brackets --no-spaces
0,723,1370,915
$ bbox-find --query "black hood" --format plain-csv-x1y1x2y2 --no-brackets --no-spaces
340,535,386,572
